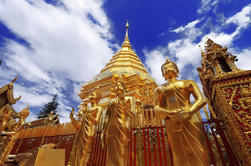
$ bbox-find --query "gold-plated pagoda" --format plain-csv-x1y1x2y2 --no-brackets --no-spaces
79,22,156,107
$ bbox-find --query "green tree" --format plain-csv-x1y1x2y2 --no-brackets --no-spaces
37,95,59,119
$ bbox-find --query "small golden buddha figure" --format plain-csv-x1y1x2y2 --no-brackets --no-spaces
77,103,87,122
70,104,88,131
238,85,251,124
70,108,81,131
102,76,135,166
14,106,30,130
239,85,251,109
154,57,209,166
70,91,102,166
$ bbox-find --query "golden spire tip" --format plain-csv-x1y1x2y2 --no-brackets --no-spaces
122,20,131,47
126,20,129,29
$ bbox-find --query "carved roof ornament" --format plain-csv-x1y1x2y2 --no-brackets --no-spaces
199,38,240,77
0,76,21,108
204,38,228,58
198,38,242,101
0,76,21,118
199,45,206,58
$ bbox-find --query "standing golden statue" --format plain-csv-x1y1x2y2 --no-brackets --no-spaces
70,92,102,166
102,75,135,166
154,57,210,166
70,90,102,166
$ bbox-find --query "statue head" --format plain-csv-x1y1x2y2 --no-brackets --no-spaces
161,56,179,80
88,91,101,105
114,81,126,97
111,74,127,98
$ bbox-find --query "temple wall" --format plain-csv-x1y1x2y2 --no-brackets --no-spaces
10,123,76,165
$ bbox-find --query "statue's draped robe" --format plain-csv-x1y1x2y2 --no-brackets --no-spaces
72,109,98,166
159,83,209,166
165,116,209,166
106,98,130,166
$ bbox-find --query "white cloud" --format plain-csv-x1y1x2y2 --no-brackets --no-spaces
0,0,114,122
234,48,251,70
171,20,200,33
0,65,17,84
72,82,82,102
25,109,37,122
199,4,251,48
168,39,201,72
14,84,51,107
171,20,202,41
143,49,166,84
144,3,251,85
0,0,114,82
226,4,251,29
197,0,219,14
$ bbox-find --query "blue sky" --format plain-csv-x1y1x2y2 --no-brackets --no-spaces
0,0,251,122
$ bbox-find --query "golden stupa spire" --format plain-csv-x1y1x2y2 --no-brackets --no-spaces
126,20,129,36
122,20,131,48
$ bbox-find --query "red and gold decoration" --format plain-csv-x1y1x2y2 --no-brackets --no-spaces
198,39,251,166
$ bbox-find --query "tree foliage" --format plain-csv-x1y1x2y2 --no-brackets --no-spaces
37,95,59,119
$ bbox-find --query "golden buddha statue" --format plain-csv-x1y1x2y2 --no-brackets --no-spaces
102,75,135,166
70,91,103,166
15,106,30,129
154,57,210,166
70,108,81,131
76,103,87,122
237,85,251,125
